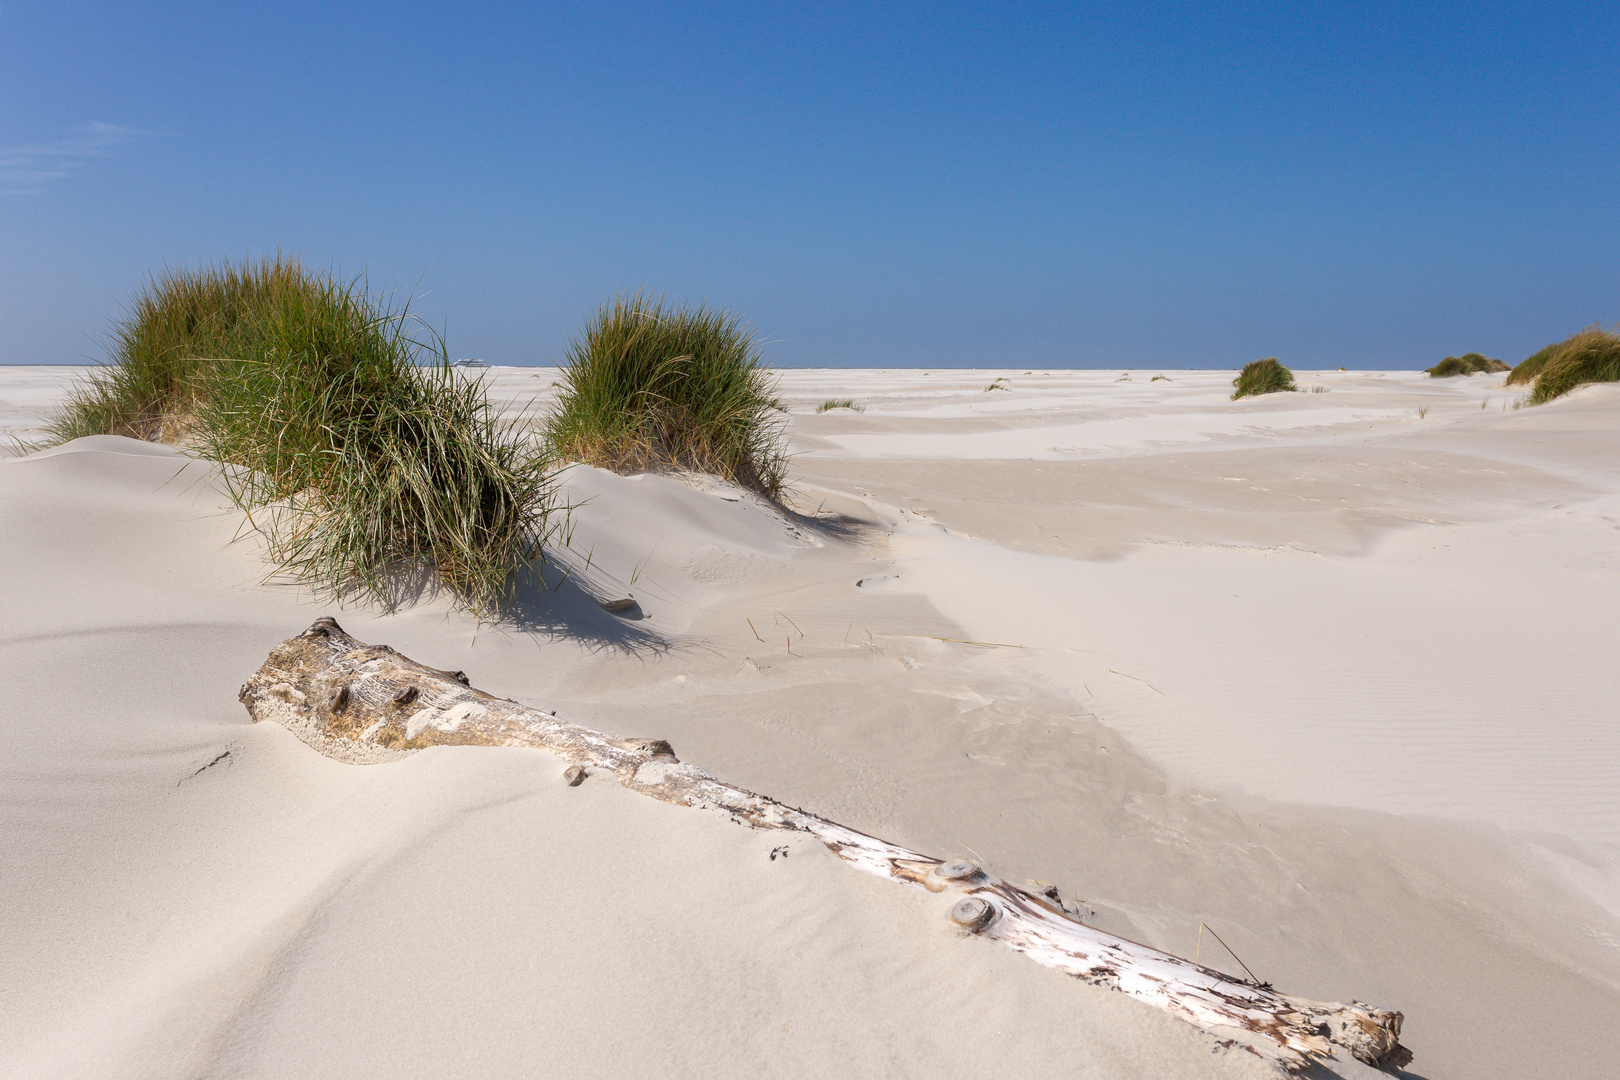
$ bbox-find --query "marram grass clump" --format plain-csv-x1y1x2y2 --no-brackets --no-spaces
546,294,788,498
1426,352,1509,377
43,256,551,616
43,256,323,444
1505,343,1560,386
1231,358,1295,400
1525,326,1620,404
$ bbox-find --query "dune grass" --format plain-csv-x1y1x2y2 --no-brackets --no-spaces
817,398,862,412
1525,326,1620,404
1231,358,1295,399
43,257,322,444
1426,352,1509,377
545,294,788,498
42,256,551,616
1505,343,1560,386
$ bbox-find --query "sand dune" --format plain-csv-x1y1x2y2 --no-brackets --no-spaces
2,367,1616,1079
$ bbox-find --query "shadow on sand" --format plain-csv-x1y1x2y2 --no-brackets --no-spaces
498,488,872,651
499,560,670,657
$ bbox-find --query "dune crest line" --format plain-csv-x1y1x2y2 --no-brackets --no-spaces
239,617,1411,1073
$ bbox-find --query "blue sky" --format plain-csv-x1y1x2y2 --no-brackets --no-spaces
2,1,1616,367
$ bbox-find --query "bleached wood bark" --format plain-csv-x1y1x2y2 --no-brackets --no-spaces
239,617,1412,1073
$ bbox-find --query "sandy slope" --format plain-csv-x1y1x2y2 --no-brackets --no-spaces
2,367,1617,1079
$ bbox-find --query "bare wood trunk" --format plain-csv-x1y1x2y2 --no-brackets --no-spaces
239,618,1411,1073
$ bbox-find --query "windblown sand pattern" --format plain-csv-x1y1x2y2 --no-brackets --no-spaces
1,366,1616,1079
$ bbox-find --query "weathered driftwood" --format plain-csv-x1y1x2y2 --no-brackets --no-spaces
239,618,1411,1073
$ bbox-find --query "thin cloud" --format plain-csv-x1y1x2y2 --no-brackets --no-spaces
0,121,148,194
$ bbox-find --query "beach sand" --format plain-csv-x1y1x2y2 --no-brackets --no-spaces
1,366,1615,1078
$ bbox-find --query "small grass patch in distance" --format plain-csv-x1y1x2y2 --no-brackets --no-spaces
545,293,788,498
1231,358,1295,399
817,398,863,412
1526,326,1620,404
1426,352,1509,377
43,256,551,616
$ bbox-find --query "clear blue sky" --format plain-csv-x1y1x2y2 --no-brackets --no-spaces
2,1,1616,368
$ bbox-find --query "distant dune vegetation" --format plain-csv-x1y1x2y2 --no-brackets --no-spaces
1506,326,1620,403
1231,357,1295,399
1426,353,1509,377
1506,343,1560,387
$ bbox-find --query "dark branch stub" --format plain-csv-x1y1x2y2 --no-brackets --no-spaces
950,896,995,931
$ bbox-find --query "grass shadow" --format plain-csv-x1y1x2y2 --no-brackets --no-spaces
1300,1064,1431,1080
499,559,671,656
773,479,882,545
784,504,876,546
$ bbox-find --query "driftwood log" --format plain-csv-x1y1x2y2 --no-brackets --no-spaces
239,618,1411,1073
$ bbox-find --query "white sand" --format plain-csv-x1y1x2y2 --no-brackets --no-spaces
2,365,1617,1078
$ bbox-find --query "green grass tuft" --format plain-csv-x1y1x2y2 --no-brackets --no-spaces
43,255,320,444
1505,343,1560,386
1231,358,1295,399
41,256,550,616
1526,326,1620,404
816,398,862,412
1426,352,1510,377
545,293,788,498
